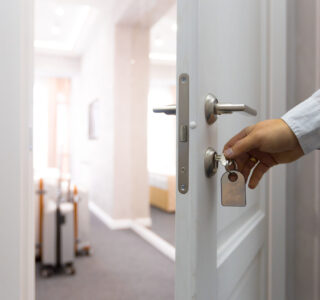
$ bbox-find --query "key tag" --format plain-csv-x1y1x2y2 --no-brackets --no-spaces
221,160,246,207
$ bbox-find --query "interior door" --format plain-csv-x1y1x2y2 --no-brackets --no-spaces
175,0,286,299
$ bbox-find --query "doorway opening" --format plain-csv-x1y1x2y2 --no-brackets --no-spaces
33,0,176,299
147,4,177,247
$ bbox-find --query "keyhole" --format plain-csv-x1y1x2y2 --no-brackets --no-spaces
228,172,238,182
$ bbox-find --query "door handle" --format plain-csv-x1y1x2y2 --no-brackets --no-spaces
153,105,176,115
205,94,257,125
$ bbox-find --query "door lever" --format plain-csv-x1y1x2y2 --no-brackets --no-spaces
153,105,176,115
205,94,257,124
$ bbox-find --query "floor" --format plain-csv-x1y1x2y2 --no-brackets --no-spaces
36,213,174,300
150,206,175,246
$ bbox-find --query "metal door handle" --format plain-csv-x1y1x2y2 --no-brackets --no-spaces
205,94,257,124
153,105,176,115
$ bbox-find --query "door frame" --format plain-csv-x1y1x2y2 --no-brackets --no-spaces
19,0,35,298
267,1,287,299
1,0,35,299
11,0,287,298
286,1,320,299
175,0,287,299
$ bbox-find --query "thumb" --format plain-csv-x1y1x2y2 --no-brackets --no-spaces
224,135,257,159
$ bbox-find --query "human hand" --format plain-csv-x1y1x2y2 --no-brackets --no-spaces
223,119,304,189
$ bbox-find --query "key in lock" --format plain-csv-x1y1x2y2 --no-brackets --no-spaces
204,149,246,207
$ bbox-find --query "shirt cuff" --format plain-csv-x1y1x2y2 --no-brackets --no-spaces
281,90,320,154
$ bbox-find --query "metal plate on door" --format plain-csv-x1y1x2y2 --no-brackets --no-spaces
178,74,189,194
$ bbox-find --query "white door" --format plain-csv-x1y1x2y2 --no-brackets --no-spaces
176,0,287,299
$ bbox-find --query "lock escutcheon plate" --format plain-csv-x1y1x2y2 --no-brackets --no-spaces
204,147,219,177
204,94,219,125
178,74,189,194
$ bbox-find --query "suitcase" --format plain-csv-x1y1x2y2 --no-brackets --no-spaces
41,197,75,277
35,179,92,260
73,186,92,256
35,175,61,260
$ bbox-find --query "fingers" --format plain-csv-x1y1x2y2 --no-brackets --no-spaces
249,150,278,168
240,150,277,187
223,126,253,152
241,158,258,182
232,153,250,173
224,134,258,159
248,162,269,189
223,128,248,151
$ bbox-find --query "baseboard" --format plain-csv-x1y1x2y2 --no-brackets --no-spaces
131,222,175,261
88,201,132,230
89,201,175,261
135,217,152,227
88,202,152,229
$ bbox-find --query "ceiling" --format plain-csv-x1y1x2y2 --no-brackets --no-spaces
34,0,176,62
34,0,97,55
150,4,176,64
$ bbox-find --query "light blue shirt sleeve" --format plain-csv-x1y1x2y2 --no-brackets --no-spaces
281,90,320,154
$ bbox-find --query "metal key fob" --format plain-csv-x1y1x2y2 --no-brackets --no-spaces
221,170,246,207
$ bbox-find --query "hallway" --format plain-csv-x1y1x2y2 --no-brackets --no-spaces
36,213,174,300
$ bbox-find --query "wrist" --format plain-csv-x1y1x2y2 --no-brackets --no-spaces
279,118,302,151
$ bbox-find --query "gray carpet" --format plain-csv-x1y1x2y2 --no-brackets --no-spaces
150,206,175,246
36,213,174,300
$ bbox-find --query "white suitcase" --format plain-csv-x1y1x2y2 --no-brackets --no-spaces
34,177,60,259
41,198,75,277
74,188,91,255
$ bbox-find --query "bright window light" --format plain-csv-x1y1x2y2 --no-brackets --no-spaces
171,23,177,32
147,87,176,175
55,7,65,17
154,38,164,47
149,52,176,63
51,25,61,35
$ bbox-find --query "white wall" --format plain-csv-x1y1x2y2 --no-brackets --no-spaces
35,53,81,78
71,20,152,221
70,2,176,221
70,17,115,215
0,0,34,299
112,25,151,220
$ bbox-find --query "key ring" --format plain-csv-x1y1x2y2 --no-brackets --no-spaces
225,160,239,182
225,159,238,173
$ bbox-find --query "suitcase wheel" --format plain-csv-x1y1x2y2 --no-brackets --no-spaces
64,264,76,275
76,246,93,257
84,247,93,256
41,267,53,278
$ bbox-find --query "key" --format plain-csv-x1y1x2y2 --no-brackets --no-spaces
221,169,246,207
215,153,229,167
